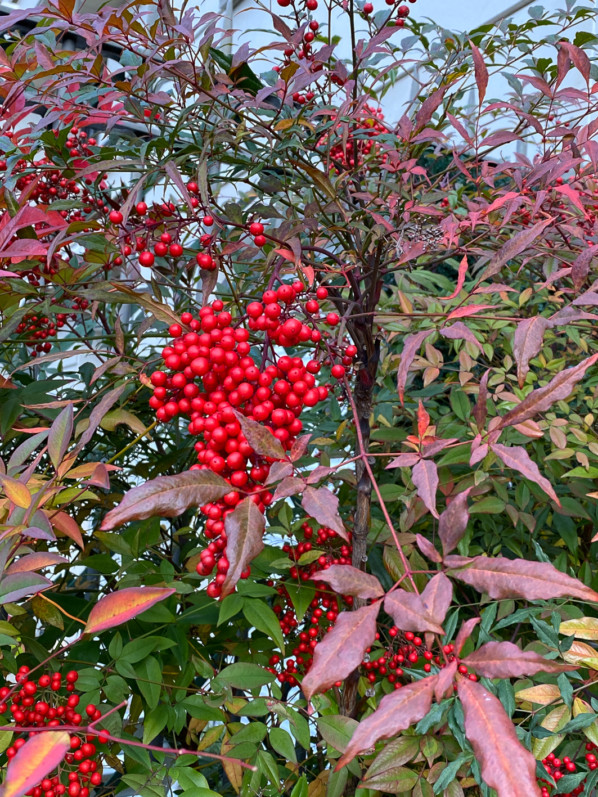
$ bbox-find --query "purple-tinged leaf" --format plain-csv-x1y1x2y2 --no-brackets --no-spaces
301,486,348,540
3,730,70,797
301,602,380,701
234,411,285,460
48,404,73,470
438,488,472,556
478,218,553,282
458,677,541,797
335,676,437,769
571,245,597,290
473,372,490,430
397,330,433,404
491,443,559,504
313,565,384,600
415,86,447,130
220,498,265,598
384,573,452,635
445,555,598,602
290,433,311,461
265,460,294,486
0,572,52,605
513,317,550,388
559,41,590,82
496,352,598,429
101,469,230,529
85,586,175,634
440,322,483,351
463,641,575,678
411,459,439,518
273,476,305,502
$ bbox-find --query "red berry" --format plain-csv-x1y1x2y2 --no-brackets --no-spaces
108,210,123,224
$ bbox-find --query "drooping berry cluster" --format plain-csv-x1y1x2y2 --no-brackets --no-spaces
319,105,389,173
15,298,89,356
148,274,358,596
0,666,106,797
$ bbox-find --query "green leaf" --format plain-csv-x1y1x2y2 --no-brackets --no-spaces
135,655,162,709
215,663,275,691
243,599,285,653
269,726,297,764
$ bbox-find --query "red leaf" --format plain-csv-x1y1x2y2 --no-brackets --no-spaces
51,511,84,548
397,330,434,404
446,304,494,321
220,498,265,598
335,676,437,769
415,534,442,563
513,316,550,388
559,41,590,82
458,677,541,797
411,459,439,518
445,555,598,602
100,469,230,529
463,641,575,678
479,218,553,282
473,372,489,430
497,352,598,429
3,730,70,797
313,565,384,600
415,86,447,130
384,573,452,635
435,659,458,702
85,586,175,634
438,488,472,556
234,411,285,460
491,443,559,504
0,239,47,259
470,42,488,106
301,602,380,701
301,486,348,540
440,256,468,300
454,617,480,656
386,453,420,469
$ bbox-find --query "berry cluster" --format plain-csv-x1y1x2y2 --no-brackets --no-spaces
0,666,105,797
15,297,89,356
148,273,359,596
320,105,389,173
0,128,108,223
538,749,589,796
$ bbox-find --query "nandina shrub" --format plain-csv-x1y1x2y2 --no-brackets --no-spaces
3,0,598,794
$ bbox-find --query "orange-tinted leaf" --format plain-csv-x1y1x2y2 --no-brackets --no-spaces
313,565,384,600
397,330,433,404
463,641,575,678
411,459,439,518
0,475,31,508
7,553,67,574
513,317,550,388
220,498,265,598
445,555,598,602
491,443,559,504
3,730,70,797
336,675,437,769
440,255,468,300
497,352,598,429
438,488,471,556
301,602,380,701
101,469,230,529
234,411,285,460
301,486,348,540
50,511,84,548
384,573,452,635
458,677,541,797
84,586,176,634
